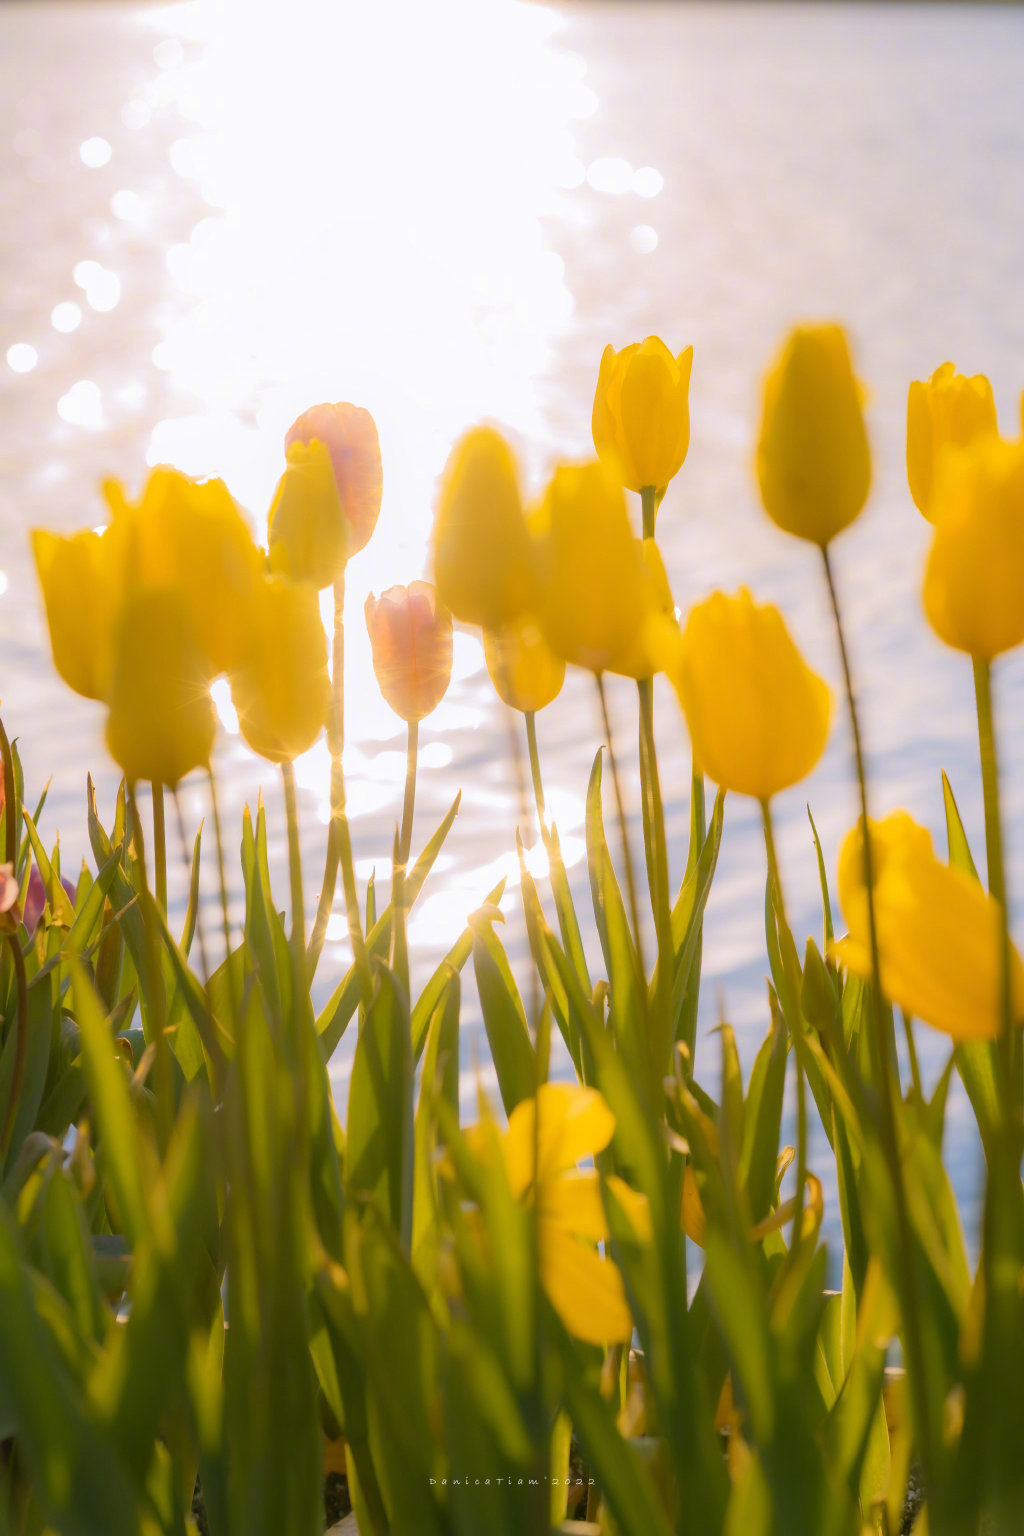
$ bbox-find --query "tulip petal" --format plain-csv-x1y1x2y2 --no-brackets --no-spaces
539,1222,634,1345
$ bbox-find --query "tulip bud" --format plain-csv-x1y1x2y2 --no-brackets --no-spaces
105,588,216,787
834,812,1024,1041
756,323,871,546
922,436,1024,660
365,582,453,723
285,401,382,558
666,589,831,801
592,336,694,499
535,460,663,677
105,467,261,675
907,362,998,520
229,574,331,762
31,528,119,701
268,438,347,589
432,426,538,629
483,616,564,715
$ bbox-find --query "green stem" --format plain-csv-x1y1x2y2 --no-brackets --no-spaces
821,544,936,1498
126,783,172,1146
525,711,546,828
399,720,418,870
207,770,236,1006
0,714,18,868
1,932,28,1155
972,657,1017,1113
152,782,168,914
641,484,657,542
309,569,346,975
392,721,418,994
280,761,305,956
172,790,210,988
639,675,674,1058
596,673,645,982
761,799,806,1250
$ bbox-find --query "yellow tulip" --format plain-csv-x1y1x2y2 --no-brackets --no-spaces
665,588,831,801
535,460,667,677
31,528,120,701
922,436,1024,660
268,438,347,589
432,426,538,628
105,467,261,674
834,812,1024,1041
483,616,564,714
756,323,871,546
285,400,383,557
592,336,694,497
494,1083,645,1345
907,362,998,520
229,574,330,762
105,588,215,787
364,581,453,723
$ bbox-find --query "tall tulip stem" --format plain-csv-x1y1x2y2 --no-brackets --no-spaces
525,711,546,828
152,782,168,915
281,760,305,957
309,571,346,974
760,798,807,1250
399,720,418,870
126,783,172,1145
972,657,1017,1109
596,673,645,981
392,721,419,994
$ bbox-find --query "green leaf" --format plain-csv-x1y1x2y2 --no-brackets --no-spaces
942,770,979,881
471,909,536,1115
808,805,834,948
346,962,414,1242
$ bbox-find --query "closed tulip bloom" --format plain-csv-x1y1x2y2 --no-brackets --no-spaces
907,362,998,520
365,581,453,723
229,574,331,763
285,401,382,558
535,460,664,676
31,528,120,701
432,426,538,628
105,588,216,787
268,438,347,588
922,436,1024,660
483,615,564,714
757,323,871,546
592,336,694,497
834,812,1024,1041
667,589,831,800
105,467,261,674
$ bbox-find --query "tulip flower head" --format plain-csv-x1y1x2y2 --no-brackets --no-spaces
666,588,831,801
535,460,671,678
834,812,1024,1041
757,323,871,546
285,401,383,559
922,436,1024,661
592,336,694,499
229,574,331,763
31,527,120,701
268,438,347,589
365,581,453,724
483,615,565,715
432,426,538,629
907,362,998,520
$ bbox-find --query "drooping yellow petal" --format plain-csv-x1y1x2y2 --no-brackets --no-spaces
539,1221,634,1345
502,1084,615,1199
539,1170,610,1241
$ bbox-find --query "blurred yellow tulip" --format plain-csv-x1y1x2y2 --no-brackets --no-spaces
105,588,216,787
907,362,998,520
104,467,261,674
834,812,1024,1041
268,438,347,588
31,528,120,701
483,615,564,714
922,436,1024,660
535,460,668,677
365,581,453,723
432,426,538,628
285,401,382,558
666,588,831,801
229,574,331,762
592,336,694,498
756,323,871,546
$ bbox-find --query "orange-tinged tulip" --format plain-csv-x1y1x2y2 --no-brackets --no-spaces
105,588,216,787
757,323,871,546
230,574,331,762
365,581,453,723
834,812,1024,1041
666,588,831,801
922,436,1024,660
592,336,694,497
907,362,997,520
285,401,382,558
483,616,564,714
268,438,347,588
432,426,538,629
31,528,120,701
